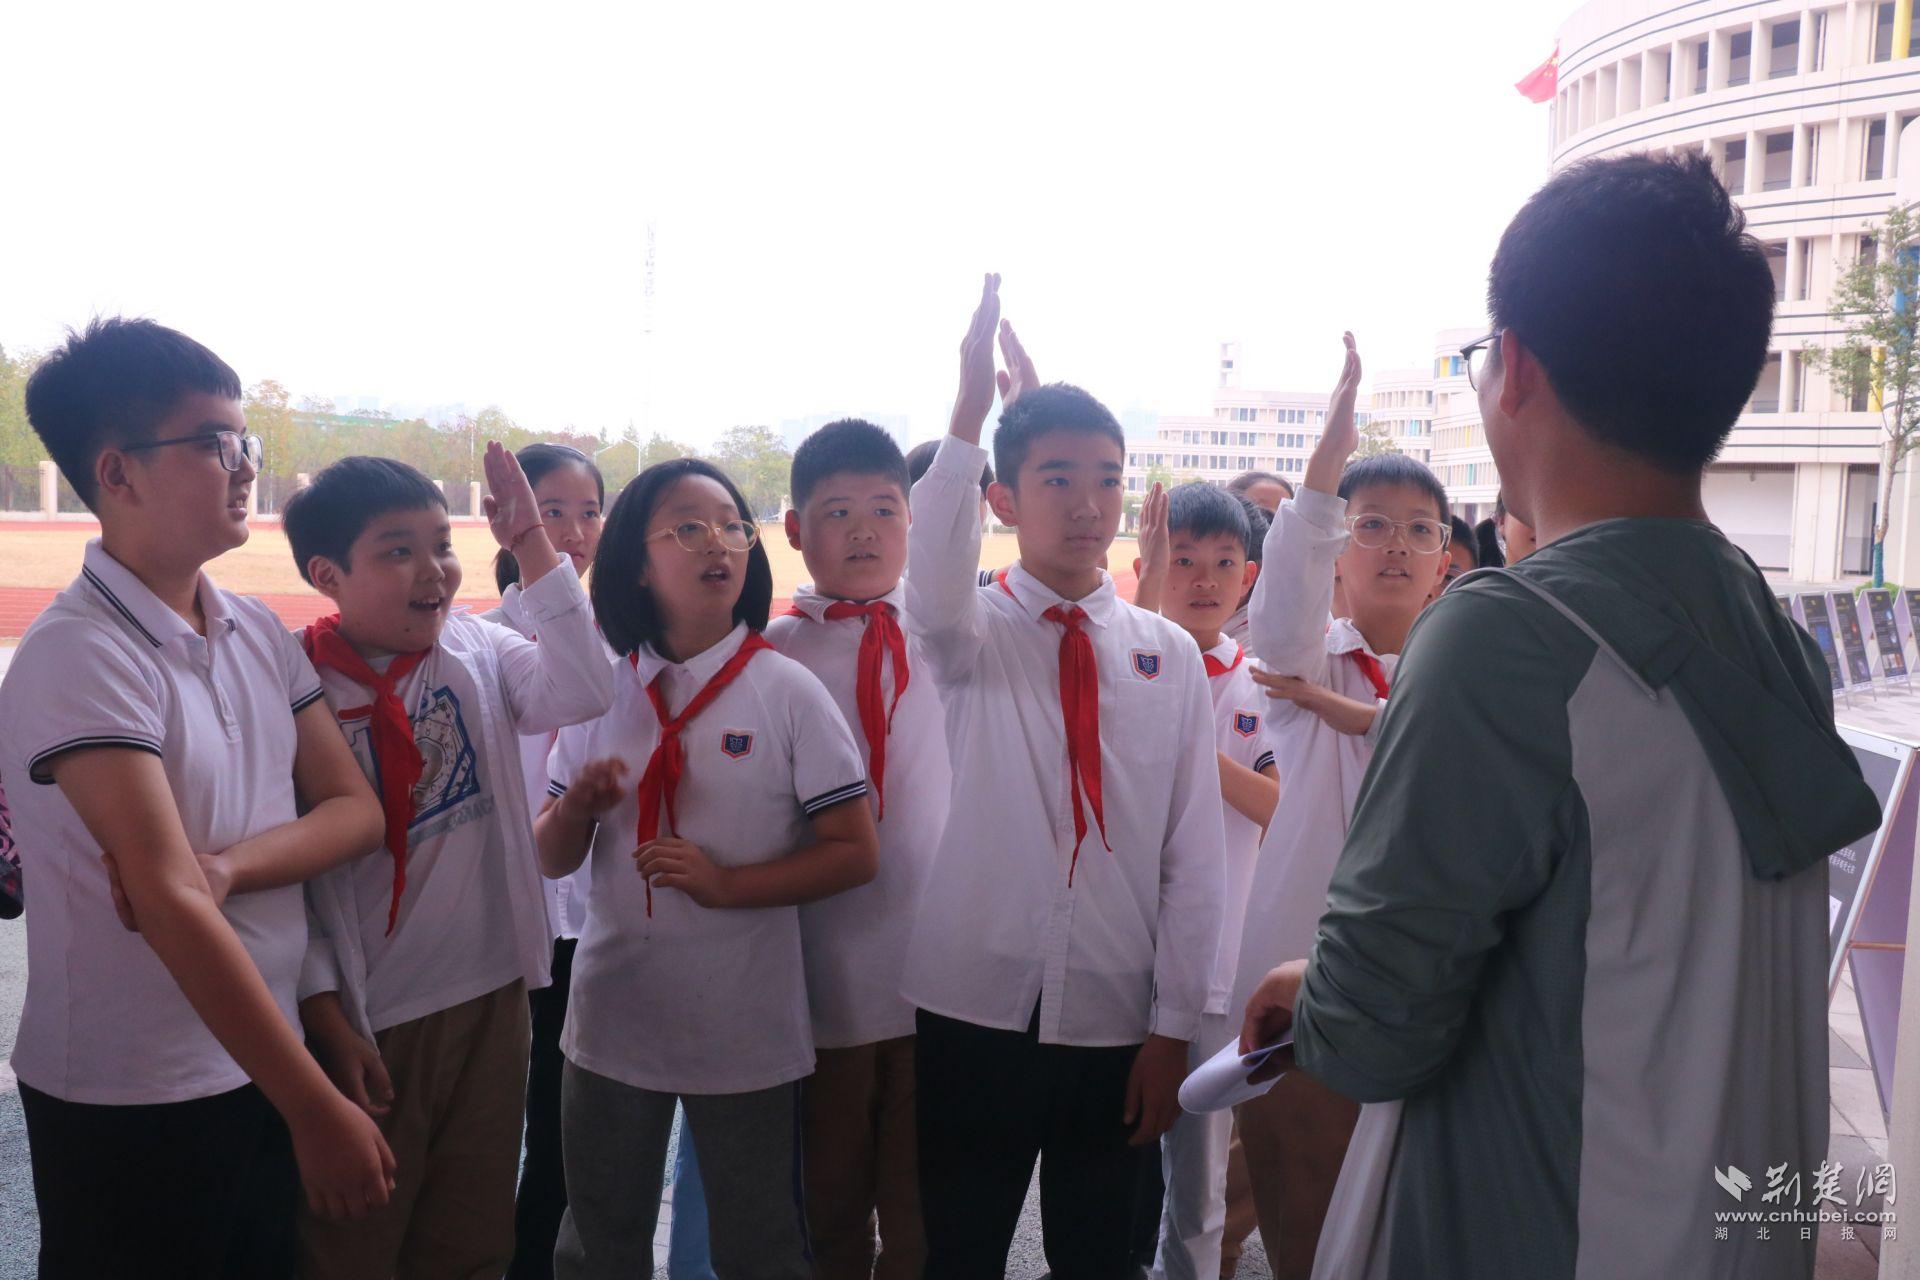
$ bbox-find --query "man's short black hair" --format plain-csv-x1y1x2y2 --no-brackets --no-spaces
283,456,447,585
1488,152,1775,472
1226,470,1294,502
593,457,774,657
906,439,994,496
791,419,911,509
1474,517,1505,569
1336,452,1448,518
992,384,1125,490
1165,481,1254,558
24,316,242,509
1240,498,1271,565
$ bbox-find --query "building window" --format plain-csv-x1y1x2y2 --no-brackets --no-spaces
1769,18,1799,78
1866,118,1888,181
1728,30,1752,86
1796,236,1814,300
1723,137,1747,191
1763,131,1792,189
1694,40,1709,94
1874,3,1920,61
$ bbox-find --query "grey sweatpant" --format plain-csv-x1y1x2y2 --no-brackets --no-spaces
553,1060,811,1280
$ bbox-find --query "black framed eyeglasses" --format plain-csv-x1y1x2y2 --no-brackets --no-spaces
122,430,263,474
1461,331,1499,390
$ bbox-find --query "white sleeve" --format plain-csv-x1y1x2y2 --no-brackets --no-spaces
493,559,617,735
1246,487,1349,685
545,721,592,801
904,435,990,682
785,669,871,817
1149,656,1230,1042
297,893,342,1001
12,619,167,785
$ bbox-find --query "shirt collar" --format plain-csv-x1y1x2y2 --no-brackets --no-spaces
1204,635,1242,671
1001,561,1116,629
632,621,751,686
82,538,230,649
789,580,907,622
1326,615,1385,660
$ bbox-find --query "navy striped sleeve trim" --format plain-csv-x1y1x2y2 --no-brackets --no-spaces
81,567,163,648
29,735,163,784
801,779,870,816
547,780,568,799
1255,750,1276,773
291,687,326,713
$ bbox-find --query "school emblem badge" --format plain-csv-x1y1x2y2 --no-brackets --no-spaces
1132,650,1162,680
721,730,754,759
1234,711,1260,737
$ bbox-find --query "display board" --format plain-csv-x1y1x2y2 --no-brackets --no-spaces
1866,588,1910,680
1800,593,1848,695
1831,592,1879,687
1832,727,1918,1117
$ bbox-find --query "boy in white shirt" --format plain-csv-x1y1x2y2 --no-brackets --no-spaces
1130,481,1279,1280
1227,334,1450,1280
905,275,1227,1277
283,451,615,1278
767,418,952,1280
0,318,393,1277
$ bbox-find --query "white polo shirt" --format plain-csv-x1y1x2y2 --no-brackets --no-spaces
902,436,1228,1048
549,623,869,1095
766,583,951,1048
483,584,596,942
0,540,319,1104
1201,636,1274,1020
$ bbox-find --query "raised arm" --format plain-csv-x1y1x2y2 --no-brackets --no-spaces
906,274,1003,673
1131,483,1170,614
1246,333,1363,681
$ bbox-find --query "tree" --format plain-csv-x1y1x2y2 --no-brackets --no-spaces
1125,459,1176,525
711,424,792,519
244,380,296,476
1352,417,1400,459
1803,204,1920,587
0,344,44,468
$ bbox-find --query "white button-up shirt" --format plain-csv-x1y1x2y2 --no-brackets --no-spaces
1229,488,1399,1025
902,436,1226,1047
767,582,951,1048
549,624,870,1094
0,541,321,1103
1202,636,1274,1020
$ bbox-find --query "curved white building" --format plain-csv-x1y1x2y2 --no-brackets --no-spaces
1552,0,1920,578
1370,366,1437,465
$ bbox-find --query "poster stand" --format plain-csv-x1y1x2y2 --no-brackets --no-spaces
1833,726,1918,1118
1802,593,1856,705
1866,588,1913,693
1831,591,1881,700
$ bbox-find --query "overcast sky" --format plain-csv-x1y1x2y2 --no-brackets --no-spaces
4,1,1561,446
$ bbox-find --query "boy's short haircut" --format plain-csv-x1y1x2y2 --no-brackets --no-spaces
24,317,243,510
1165,481,1254,558
1488,152,1774,472
907,439,994,496
791,419,911,509
992,383,1125,490
1226,470,1294,502
1239,498,1272,565
1336,452,1449,519
283,456,448,585
1449,516,1479,567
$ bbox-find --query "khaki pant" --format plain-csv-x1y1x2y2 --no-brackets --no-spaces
1233,1071,1359,1280
803,1035,924,1280
300,980,531,1280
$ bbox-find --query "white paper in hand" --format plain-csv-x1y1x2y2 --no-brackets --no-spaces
1178,1033,1294,1114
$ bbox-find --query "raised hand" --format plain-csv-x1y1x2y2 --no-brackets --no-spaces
482,441,539,550
995,318,1040,408
1304,332,1363,496
949,273,1002,444
1131,482,1171,613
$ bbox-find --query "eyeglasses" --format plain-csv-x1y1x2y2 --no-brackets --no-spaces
1461,331,1499,391
1346,513,1451,555
121,430,263,474
647,518,761,554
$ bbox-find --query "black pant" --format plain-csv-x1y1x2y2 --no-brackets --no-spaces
916,1007,1154,1280
509,935,577,1280
20,1079,298,1279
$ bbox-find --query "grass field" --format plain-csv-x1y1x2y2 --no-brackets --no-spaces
0,521,1064,638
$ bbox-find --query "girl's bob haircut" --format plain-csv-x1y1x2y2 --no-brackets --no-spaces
591,457,774,657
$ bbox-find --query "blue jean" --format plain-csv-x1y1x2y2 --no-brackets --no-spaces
669,1107,718,1280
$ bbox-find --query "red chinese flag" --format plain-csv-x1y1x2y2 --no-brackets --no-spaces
1516,44,1559,103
